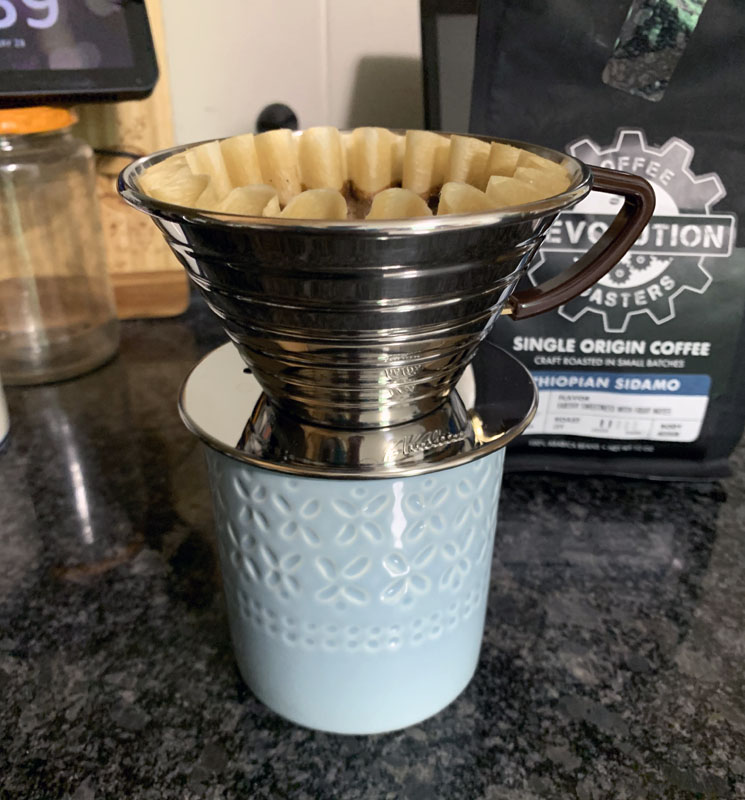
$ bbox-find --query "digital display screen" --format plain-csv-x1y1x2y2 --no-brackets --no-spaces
0,0,134,71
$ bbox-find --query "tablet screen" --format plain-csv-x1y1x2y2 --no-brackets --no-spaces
0,0,157,105
0,0,133,70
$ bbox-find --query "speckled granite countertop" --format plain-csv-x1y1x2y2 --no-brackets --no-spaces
2,298,744,800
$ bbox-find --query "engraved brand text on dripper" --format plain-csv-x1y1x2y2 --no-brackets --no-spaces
386,429,466,460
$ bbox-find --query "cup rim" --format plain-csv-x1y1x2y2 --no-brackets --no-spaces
118,129,593,233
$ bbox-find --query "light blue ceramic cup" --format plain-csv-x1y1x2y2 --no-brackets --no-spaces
180,344,519,734
205,447,504,734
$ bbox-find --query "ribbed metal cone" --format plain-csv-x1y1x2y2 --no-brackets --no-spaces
119,135,591,431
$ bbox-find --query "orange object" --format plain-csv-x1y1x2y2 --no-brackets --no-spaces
0,106,78,135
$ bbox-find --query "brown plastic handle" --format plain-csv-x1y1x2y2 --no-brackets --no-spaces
504,166,656,320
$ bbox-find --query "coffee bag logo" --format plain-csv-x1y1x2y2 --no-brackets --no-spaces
530,129,737,333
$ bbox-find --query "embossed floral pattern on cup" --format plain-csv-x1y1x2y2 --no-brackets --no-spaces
380,545,437,605
206,448,504,652
315,555,372,608
333,491,391,546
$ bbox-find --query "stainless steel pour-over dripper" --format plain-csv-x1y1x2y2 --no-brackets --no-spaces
119,134,654,475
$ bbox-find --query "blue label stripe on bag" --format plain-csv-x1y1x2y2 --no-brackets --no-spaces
531,371,711,396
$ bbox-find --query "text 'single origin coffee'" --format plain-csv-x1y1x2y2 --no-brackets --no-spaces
471,0,745,478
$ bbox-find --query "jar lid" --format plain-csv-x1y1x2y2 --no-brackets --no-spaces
179,342,537,479
0,106,78,135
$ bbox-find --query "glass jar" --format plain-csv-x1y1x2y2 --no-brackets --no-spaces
0,107,119,385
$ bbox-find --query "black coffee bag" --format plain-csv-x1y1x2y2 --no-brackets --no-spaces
471,0,744,478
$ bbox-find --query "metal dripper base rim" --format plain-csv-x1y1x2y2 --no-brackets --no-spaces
179,342,537,479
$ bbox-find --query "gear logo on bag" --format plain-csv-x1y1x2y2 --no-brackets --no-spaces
529,128,737,333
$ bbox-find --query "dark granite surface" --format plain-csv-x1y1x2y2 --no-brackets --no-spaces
2,297,745,800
